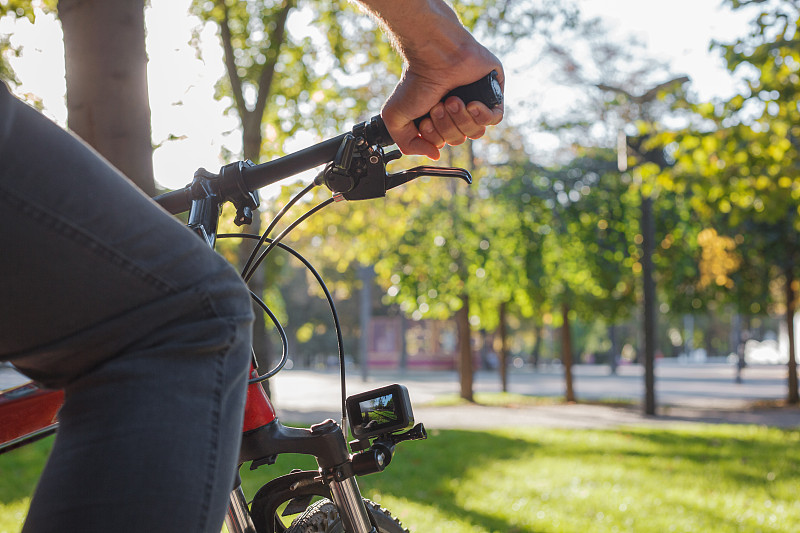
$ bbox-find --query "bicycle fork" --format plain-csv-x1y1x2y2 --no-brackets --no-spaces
226,486,257,533
225,476,373,533
328,477,374,532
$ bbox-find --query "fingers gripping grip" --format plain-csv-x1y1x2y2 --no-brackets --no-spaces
413,70,503,128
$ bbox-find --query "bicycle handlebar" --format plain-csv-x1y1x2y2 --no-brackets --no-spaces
153,131,358,215
154,71,501,215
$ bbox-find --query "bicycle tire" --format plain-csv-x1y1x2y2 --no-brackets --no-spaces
285,498,409,533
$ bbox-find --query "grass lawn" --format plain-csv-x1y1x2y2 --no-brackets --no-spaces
2,423,799,532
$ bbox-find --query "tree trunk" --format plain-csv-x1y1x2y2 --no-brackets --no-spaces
456,294,474,402
215,0,294,399
561,302,575,402
608,323,618,375
734,313,748,384
641,192,657,415
399,315,408,371
59,0,155,195
497,301,509,392
532,323,542,370
239,143,272,397
786,266,799,404
358,265,373,381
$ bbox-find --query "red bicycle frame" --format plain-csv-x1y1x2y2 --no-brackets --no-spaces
0,381,63,454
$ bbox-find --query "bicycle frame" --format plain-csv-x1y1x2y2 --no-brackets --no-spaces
0,361,373,533
0,127,400,533
158,107,470,530
0,204,376,533
0,118,402,531
0,131,452,533
0,69,497,527
0,382,63,454
0,70,502,531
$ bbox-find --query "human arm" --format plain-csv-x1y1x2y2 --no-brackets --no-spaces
356,0,505,159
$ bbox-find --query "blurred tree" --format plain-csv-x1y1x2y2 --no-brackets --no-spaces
372,145,519,401
513,151,638,401
371,0,581,400
1,1,154,192
190,0,401,162
543,15,691,411
189,0,403,385
669,0,800,403
194,0,580,397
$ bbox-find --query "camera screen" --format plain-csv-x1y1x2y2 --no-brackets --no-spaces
358,393,399,430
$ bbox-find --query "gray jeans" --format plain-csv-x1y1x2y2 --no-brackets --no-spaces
0,84,254,531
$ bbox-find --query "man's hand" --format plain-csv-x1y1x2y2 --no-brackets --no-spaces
383,65,504,160
357,0,505,159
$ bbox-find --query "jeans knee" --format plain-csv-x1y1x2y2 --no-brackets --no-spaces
202,258,254,321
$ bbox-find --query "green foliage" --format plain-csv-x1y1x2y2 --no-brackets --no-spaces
358,143,530,332
0,33,21,85
544,152,637,322
179,0,800,375
487,142,639,336
536,12,700,346
665,0,800,316
376,183,486,322
190,0,399,158
187,0,403,363
0,0,56,86
0,0,56,21
286,140,537,334
188,0,588,337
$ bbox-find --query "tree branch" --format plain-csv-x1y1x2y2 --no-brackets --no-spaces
217,0,248,119
253,0,295,122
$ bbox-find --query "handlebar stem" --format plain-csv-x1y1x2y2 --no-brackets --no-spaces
187,169,223,247
183,160,263,246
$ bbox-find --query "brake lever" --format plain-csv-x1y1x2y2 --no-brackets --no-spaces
385,165,472,192
319,133,471,200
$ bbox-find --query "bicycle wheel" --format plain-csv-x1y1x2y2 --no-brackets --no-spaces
285,498,408,533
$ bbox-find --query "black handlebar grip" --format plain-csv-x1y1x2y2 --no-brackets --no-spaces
413,70,503,128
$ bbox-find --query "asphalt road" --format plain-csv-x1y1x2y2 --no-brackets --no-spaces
270,361,790,409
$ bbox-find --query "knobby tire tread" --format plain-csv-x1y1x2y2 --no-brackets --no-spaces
285,498,408,533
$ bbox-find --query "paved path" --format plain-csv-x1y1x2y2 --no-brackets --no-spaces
4,361,800,429
267,362,800,429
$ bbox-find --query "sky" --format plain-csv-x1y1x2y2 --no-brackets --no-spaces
578,0,755,100
1,0,756,190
